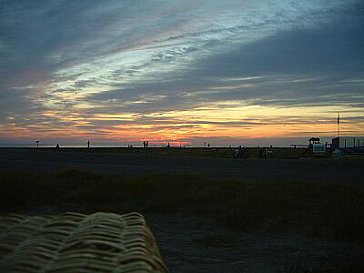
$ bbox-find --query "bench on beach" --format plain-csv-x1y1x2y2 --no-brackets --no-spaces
0,212,168,273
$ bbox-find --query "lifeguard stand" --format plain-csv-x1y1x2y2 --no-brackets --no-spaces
308,137,320,145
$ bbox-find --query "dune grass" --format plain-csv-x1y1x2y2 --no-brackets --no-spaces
0,169,363,242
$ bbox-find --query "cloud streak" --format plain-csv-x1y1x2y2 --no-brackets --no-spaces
0,0,363,146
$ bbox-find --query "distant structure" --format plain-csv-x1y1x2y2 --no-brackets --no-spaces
332,136,364,149
332,113,364,152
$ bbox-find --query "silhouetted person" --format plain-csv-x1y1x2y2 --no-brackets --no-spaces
167,143,170,148
87,140,90,148
258,147,263,159
56,143,60,151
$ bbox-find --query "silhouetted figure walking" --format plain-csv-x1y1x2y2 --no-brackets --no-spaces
87,140,90,148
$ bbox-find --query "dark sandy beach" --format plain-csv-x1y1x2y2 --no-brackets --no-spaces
1,148,363,273
0,148,363,183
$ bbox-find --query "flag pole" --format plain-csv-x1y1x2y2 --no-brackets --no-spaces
337,112,340,138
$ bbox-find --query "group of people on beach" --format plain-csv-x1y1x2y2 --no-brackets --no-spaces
51,142,272,159
257,146,273,159
52,141,174,149
143,141,149,148
53,140,91,150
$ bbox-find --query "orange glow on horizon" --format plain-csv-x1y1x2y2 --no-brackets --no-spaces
1,118,362,146
1,102,363,145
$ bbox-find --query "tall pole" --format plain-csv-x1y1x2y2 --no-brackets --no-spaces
337,112,340,138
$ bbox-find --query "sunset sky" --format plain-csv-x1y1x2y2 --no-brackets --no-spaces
0,0,363,147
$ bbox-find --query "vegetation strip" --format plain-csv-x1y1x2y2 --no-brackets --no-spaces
1,169,363,242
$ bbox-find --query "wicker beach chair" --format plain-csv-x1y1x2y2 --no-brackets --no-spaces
0,212,168,273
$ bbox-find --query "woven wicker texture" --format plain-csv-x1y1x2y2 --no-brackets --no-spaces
0,212,168,273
